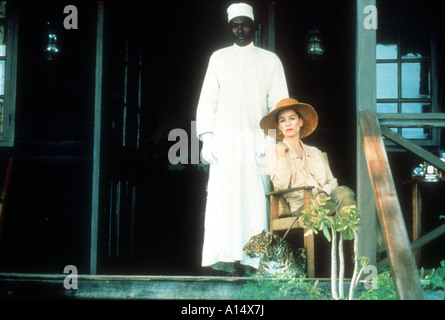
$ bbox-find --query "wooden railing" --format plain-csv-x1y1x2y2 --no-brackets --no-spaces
359,111,424,300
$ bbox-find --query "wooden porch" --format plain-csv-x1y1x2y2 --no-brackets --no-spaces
1,0,444,302
0,273,357,300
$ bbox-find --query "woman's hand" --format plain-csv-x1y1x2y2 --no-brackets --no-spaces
276,142,289,159
316,191,328,200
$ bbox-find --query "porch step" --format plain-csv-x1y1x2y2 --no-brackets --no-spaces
0,273,356,300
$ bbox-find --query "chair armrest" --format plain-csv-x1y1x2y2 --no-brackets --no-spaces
266,186,315,197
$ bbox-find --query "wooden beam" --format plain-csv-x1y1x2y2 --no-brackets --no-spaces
90,0,104,275
0,273,364,300
267,0,276,52
412,181,422,265
356,0,377,266
359,111,423,300
381,126,445,173
378,113,445,128
377,223,445,269
266,186,314,197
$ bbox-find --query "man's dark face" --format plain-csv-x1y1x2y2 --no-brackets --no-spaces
229,16,255,46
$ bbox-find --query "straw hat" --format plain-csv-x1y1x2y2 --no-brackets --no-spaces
260,98,318,140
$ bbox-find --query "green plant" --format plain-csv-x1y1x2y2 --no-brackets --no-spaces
357,269,397,300
299,197,363,300
424,260,445,291
235,274,329,300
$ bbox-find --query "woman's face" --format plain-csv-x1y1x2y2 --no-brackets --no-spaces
277,109,303,139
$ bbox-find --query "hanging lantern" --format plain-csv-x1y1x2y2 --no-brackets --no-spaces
307,28,324,60
45,22,59,61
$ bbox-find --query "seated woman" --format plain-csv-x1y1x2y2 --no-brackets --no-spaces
259,98,355,215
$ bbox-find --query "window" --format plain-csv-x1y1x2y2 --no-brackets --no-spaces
376,21,438,146
0,1,18,147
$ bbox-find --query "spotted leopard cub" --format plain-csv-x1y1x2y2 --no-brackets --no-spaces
243,230,306,278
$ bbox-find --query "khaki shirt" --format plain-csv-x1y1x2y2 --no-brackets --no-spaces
265,139,338,212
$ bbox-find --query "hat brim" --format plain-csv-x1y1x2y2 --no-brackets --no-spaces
260,99,318,140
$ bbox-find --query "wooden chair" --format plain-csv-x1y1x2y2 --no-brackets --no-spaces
266,186,315,277
265,152,329,278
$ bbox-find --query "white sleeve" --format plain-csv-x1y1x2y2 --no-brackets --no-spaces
267,56,289,112
196,54,220,139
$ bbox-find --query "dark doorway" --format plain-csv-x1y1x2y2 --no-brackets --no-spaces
98,1,243,275
97,0,358,277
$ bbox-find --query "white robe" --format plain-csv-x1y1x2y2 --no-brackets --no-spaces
196,42,289,271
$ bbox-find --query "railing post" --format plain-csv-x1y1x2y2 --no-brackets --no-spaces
356,0,377,267
359,111,424,300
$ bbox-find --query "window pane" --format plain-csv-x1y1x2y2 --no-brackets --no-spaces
0,24,5,56
377,103,398,113
0,2,6,18
0,60,4,95
377,103,398,133
377,63,398,99
376,22,398,59
377,44,397,60
401,62,430,98
401,128,428,139
400,23,430,59
0,98,3,135
401,102,430,114
401,103,430,139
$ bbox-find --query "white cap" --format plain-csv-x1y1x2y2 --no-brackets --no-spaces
227,3,254,23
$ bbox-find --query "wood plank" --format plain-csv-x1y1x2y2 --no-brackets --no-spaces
359,111,423,300
356,0,377,267
0,273,359,300
90,0,104,275
412,181,422,265
303,188,315,278
267,0,276,52
381,126,445,173
266,186,314,197
378,224,445,269
378,113,445,128
272,216,303,231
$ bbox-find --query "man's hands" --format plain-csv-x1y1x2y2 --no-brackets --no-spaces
200,133,218,165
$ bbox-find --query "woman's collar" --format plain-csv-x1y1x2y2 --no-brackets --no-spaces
282,139,306,159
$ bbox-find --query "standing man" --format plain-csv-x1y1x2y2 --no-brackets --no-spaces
196,2,289,275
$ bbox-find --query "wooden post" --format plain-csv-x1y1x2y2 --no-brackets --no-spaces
267,0,275,52
412,181,422,266
356,0,377,266
359,111,423,300
381,126,445,172
90,0,104,275
303,188,315,278
378,223,445,270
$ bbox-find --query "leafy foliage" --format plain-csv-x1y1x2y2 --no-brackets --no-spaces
236,274,330,300
334,205,360,240
357,269,397,300
298,197,332,240
424,260,445,291
298,197,360,242
298,196,363,299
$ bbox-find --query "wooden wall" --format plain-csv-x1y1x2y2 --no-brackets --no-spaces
0,1,97,273
0,0,443,277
